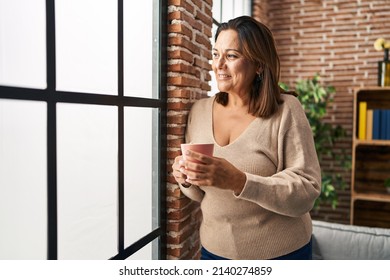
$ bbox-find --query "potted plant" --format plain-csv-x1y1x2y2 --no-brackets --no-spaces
280,74,351,209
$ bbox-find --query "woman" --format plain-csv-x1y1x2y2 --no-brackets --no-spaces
172,16,321,260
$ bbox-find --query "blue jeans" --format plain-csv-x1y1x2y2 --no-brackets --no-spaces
200,238,312,260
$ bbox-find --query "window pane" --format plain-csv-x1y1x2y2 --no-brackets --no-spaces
221,0,234,22
55,0,117,95
234,0,251,17
242,0,252,16
126,241,154,260
124,0,157,98
0,0,46,89
57,103,118,259
124,107,158,247
212,0,221,23
0,99,47,259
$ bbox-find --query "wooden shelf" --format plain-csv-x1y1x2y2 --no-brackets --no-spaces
354,139,390,146
350,88,390,229
352,192,390,203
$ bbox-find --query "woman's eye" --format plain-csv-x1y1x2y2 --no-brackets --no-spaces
212,52,219,59
227,54,238,59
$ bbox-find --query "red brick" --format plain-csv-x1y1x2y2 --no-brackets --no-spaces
167,138,185,148
167,62,197,75
166,240,191,257
168,10,203,32
167,101,192,110
167,150,182,161
195,33,212,50
168,76,201,87
195,9,213,26
167,204,193,221
168,89,192,98
168,0,195,14
166,185,182,198
166,196,191,209
168,36,200,55
168,23,193,38
167,226,194,244
194,57,211,70
203,0,212,6
167,126,186,135
168,49,194,63
167,217,191,231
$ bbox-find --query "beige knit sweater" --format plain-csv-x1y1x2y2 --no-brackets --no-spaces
180,94,321,260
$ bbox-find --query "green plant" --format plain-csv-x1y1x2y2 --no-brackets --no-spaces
280,74,351,209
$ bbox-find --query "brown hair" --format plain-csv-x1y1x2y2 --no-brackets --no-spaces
214,16,284,118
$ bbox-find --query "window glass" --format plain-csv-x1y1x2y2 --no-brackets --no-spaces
234,0,251,18
0,0,163,260
57,103,118,259
221,0,234,22
126,242,153,260
55,0,117,95
212,0,221,22
0,99,47,259
124,107,158,250
0,0,46,89
124,0,157,98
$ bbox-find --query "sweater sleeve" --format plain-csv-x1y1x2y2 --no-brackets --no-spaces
177,100,206,203
236,118,321,217
179,184,205,203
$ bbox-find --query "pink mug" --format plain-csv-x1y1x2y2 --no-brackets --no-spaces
181,143,214,162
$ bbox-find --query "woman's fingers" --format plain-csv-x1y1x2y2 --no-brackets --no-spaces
172,156,188,184
184,150,213,164
176,153,245,193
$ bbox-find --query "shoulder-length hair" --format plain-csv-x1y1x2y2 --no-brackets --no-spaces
214,16,284,118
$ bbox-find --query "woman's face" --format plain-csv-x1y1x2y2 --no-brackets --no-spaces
212,29,258,97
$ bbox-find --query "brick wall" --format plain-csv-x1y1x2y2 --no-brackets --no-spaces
253,0,390,224
166,0,212,259
165,0,390,259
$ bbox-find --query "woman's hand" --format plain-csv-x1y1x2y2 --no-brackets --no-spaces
172,155,190,187
180,150,247,195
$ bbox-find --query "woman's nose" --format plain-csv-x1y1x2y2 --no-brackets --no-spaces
216,57,225,68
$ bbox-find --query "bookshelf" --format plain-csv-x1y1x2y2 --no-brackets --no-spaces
351,87,390,228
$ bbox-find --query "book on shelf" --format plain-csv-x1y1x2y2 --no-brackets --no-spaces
379,109,389,140
387,110,390,140
358,101,367,140
366,109,373,140
384,110,390,140
359,106,390,141
373,109,381,139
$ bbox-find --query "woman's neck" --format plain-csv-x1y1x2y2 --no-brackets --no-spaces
226,92,250,111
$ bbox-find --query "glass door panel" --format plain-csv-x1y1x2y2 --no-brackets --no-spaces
0,99,47,259
55,0,117,95
0,0,46,89
57,103,118,259
124,107,158,251
124,0,157,98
